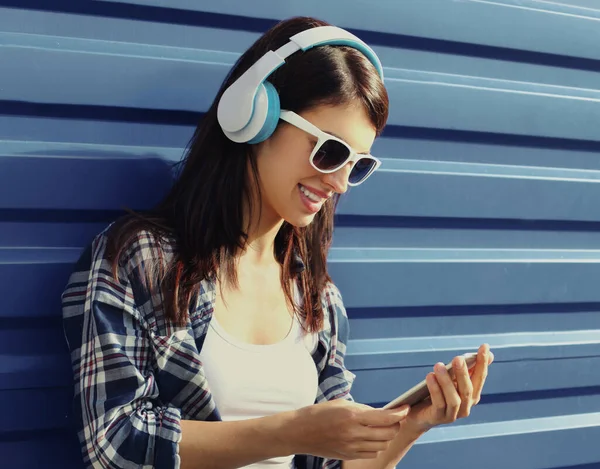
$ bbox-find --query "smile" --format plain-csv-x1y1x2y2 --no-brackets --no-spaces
298,184,327,214
299,184,323,203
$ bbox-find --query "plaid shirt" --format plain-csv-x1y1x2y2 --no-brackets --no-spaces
62,228,356,469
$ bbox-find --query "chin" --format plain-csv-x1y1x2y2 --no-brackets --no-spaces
284,213,317,228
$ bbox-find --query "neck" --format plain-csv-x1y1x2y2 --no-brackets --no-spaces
242,220,283,265
239,162,288,266
240,195,285,266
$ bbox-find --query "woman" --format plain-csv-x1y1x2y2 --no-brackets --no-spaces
62,16,493,469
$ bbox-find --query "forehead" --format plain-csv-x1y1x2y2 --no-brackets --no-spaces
299,104,376,154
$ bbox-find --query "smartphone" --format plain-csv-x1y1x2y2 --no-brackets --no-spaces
383,352,478,409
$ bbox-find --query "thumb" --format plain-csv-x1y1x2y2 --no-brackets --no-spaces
356,406,410,426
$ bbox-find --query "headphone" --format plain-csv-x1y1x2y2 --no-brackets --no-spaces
216,25,384,144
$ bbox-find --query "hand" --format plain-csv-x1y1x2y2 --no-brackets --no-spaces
293,399,411,460
404,344,494,434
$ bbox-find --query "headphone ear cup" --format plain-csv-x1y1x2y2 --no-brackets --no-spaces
247,82,281,144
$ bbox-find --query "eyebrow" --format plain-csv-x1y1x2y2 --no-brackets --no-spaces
322,130,371,155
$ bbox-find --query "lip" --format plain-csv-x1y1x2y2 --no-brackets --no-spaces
298,184,323,214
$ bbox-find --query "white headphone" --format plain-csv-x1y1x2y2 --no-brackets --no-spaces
216,25,384,144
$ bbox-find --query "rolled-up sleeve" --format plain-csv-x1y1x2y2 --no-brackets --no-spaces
62,236,182,469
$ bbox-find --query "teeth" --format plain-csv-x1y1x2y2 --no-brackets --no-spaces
300,185,321,203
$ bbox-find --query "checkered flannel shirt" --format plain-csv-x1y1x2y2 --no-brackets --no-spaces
62,228,356,469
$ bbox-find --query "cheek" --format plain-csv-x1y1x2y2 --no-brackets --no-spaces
286,144,316,177
261,148,311,186
255,130,316,199
255,152,294,205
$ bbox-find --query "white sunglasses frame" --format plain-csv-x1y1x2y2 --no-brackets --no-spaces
279,110,381,186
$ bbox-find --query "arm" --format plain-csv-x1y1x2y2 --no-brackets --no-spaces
67,302,304,467
321,285,426,469
62,239,183,468
344,345,495,469
179,412,298,469
342,421,425,469
63,239,408,469
64,236,313,469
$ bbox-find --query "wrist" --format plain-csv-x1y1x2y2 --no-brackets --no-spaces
401,418,429,439
370,419,427,469
264,408,306,457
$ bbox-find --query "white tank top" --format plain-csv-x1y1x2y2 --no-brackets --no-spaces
199,311,319,468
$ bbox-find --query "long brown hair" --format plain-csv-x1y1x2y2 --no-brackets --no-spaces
105,16,389,331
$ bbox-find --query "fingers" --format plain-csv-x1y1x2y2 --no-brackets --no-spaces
412,346,493,432
426,371,446,421
356,406,410,427
468,349,493,376
453,356,474,418
433,362,461,421
354,439,393,453
353,451,382,460
471,344,491,405
345,419,401,461
357,423,401,442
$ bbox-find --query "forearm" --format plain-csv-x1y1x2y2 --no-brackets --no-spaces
179,410,299,469
342,420,425,469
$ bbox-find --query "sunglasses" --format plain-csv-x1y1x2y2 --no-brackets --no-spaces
279,110,381,186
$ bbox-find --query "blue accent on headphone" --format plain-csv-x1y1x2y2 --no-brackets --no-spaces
247,82,281,144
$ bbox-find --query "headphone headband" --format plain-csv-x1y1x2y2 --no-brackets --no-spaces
217,25,384,143
290,26,384,78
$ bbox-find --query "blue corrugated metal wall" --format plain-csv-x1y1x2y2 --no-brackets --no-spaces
2,1,600,468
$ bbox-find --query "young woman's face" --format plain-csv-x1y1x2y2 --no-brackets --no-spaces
255,103,377,228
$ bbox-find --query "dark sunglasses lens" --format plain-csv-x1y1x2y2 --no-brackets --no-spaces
313,139,351,171
349,158,377,184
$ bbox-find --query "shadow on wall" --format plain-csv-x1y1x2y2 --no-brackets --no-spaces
1,147,178,468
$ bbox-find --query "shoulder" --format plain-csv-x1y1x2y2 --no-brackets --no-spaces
102,224,176,278
71,224,176,287
62,224,176,319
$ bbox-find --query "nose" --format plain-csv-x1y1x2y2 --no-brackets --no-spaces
322,161,352,194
